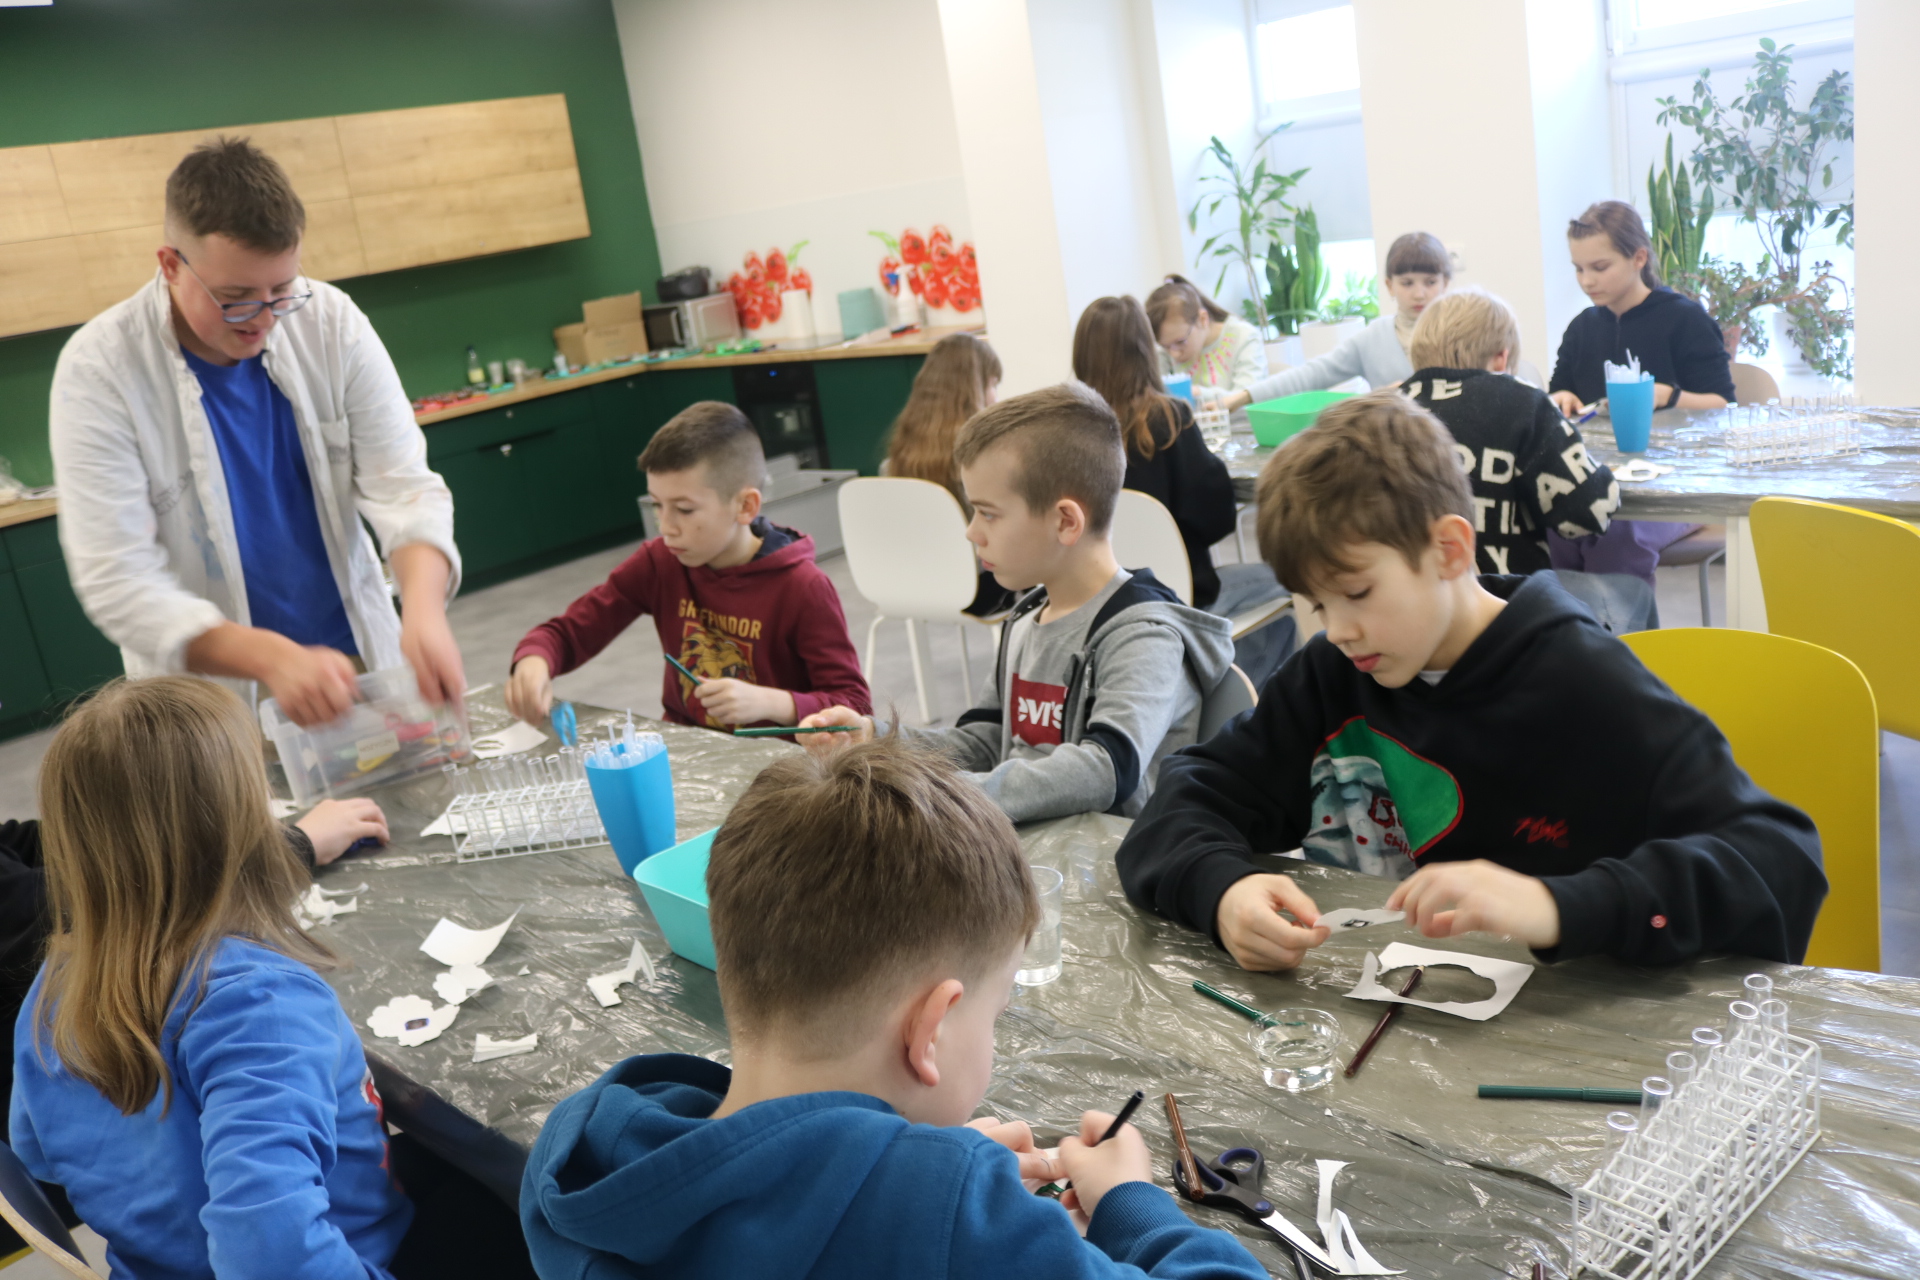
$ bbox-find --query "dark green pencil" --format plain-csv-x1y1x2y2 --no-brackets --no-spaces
1192,980,1266,1022
1478,1085,1646,1104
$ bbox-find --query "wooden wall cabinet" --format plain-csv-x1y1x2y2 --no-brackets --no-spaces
0,95,590,339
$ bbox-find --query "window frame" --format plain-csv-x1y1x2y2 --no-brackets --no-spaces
1609,0,1853,57
1250,0,1363,131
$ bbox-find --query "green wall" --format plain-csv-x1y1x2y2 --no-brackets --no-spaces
0,0,660,487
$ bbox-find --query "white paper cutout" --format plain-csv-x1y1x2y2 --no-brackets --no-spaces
472,1032,540,1063
587,941,657,1007
294,882,359,928
420,913,518,967
367,995,461,1046
269,798,301,820
516,966,530,976
1317,907,1406,932
469,721,549,759
432,963,493,1005
1314,1161,1399,1275
1615,459,1676,483
1345,942,1534,1022
420,808,468,838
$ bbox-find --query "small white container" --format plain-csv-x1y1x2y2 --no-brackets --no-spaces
261,666,471,807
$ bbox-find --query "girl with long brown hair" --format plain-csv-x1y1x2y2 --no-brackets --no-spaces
1072,297,1294,681
12,676,535,1280
884,331,1002,507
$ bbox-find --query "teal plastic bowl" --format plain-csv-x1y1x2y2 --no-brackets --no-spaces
1245,389,1355,447
633,827,717,970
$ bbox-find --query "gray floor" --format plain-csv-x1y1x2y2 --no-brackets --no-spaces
0,547,1913,977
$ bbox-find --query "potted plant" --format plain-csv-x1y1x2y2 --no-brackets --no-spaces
1648,133,1713,302
1187,126,1307,339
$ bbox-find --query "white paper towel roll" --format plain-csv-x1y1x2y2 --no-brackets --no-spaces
777,288,814,340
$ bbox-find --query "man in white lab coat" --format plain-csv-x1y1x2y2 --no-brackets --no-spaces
49,137,463,726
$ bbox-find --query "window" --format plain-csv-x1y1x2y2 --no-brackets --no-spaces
1254,1,1360,124
1613,0,1851,54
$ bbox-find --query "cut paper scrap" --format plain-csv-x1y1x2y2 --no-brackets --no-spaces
1316,1161,1400,1276
1615,459,1675,483
432,963,493,1005
472,1032,540,1063
470,720,549,759
1345,941,1534,1022
295,882,360,928
420,913,518,967
269,798,301,819
1317,907,1406,932
587,941,657,1008
420,808,469,838
367,995,460,1047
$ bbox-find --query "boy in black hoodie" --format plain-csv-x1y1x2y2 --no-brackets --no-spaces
1116,391,1825,972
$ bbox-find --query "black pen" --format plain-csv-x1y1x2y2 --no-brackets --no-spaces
1094,1089,1145,1145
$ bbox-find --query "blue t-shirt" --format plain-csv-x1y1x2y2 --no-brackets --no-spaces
12,938,413,1280
184,349,357,653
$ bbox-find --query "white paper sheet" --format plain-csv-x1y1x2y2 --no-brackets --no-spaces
1345,942,1534,1022
472,1032,540,1063
470,721,549,759
367,995,461,1046
419,913,517,967
420,808,468,838
432,963,492,1005
1317,907,1406,932
1314,1160,1400,1275
587,940,657,1008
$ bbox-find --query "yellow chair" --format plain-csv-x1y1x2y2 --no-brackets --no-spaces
1623,628,1880,972
1749,495,1920,738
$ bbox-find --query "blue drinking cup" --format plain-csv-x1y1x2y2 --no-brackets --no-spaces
586,746,677,876
1607,376,1657,453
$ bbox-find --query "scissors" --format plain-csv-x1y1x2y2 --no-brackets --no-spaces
550,700,578,747
1173,1148,1402,1278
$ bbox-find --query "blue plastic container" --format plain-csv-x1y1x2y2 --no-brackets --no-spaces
586,746,676,876
1164,373,1193,404
633,828,717,970
1607,376,1656,453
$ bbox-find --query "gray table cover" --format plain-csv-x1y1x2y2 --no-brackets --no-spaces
309,691,1920,1278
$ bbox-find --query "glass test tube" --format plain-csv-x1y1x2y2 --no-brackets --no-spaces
1760,998,1790,1069
1665,1050,1697,1093
1744,973,1773,1004
1606,1110,1639,1161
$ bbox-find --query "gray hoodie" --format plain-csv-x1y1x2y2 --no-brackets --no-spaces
907,569,1235,824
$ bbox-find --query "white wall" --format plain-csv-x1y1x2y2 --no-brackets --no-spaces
1525,0,1614,370
1267,119,1372,244
1853,0,1920,404
611,0,971,338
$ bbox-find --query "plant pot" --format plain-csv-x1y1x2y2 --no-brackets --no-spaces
1771,310,1811,375
1300,318,1364,360
1720,324,1743,360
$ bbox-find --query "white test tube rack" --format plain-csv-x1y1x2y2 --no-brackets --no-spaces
1722,396,1861,468
439,751,606,862
1571,984,1820,1280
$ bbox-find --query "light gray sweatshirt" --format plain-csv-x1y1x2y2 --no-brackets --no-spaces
1243,313,1413,403
906,569,1235,824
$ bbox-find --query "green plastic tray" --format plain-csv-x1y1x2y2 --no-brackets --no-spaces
633,827,718,970
1244,389,1355,447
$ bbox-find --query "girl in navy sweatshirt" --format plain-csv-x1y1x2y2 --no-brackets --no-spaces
11,677,533,1280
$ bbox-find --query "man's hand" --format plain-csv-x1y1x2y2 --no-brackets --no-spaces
265,643,360,727
1215,873,1331,971
1549,390,1587,419
294,798,389,866
796,705,874,758
1386,859,1561,949
689,678,795,727
400,605,466,711
506,656,553,726
1056,1109,1152,1222
965,1117,1059,1185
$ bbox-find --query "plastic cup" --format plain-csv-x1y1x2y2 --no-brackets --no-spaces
586,746,677,876
1017,867,1064,985
1608,376,1657,453
1250,1009,1341,1092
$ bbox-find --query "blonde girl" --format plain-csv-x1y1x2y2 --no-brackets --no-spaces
1144,275,1268,408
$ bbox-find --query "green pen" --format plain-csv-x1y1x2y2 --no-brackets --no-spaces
732,725,859,737
1477,1085,1646,1104
663,653,703,685
1192,980,1267,1022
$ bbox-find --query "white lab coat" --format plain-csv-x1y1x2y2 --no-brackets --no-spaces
48,272,460,705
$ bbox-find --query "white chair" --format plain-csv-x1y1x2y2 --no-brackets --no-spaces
0,1140,94,1277
1730,361,1781,406
1110,490,1293,643
838,478,1002,723
1198,663,1258,740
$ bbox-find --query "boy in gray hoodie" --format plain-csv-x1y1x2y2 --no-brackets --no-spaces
803,383,1234,823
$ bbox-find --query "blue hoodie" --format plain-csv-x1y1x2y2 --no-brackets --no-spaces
522,1054,1267,1280
11,937,412,1280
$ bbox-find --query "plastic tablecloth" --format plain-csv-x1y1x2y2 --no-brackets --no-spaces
310,691,1920,1278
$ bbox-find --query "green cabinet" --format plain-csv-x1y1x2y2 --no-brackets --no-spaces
0,516,124,739
0,572,52,726
815,355,923,474
16,560,122,703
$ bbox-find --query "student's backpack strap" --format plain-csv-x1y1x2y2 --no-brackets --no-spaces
956,585,1047,729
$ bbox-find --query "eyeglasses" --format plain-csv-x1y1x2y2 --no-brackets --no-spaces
169,249,313,324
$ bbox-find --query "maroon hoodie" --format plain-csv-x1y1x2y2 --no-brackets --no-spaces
512,518,871,731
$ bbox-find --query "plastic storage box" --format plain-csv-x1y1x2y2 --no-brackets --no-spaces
260,666,471,807
1245,389,1356,447
633,827,717,971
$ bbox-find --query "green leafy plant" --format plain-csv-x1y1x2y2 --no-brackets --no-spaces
1256,206,1330,337
1320,271,1380,323
1675,255,1780,358
1648,133,1712,288
1188,126,1306,337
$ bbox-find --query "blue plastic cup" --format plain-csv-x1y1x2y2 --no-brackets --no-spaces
1607,377,1656,453
1164,373,1194,404
586,748,676,875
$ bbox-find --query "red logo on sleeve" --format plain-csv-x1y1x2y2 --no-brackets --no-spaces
1010,673,1068,747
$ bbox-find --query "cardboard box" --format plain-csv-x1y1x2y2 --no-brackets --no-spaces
582,292,643,328
552,322,587,370
582,321,648,365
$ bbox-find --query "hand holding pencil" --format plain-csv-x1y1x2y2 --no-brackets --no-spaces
1055,1102,1151,1221
795,705,875,757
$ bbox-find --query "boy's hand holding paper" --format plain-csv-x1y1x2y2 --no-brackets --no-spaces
1386,860,1560,949
964,1117,1058,1184
1215,874,1332,971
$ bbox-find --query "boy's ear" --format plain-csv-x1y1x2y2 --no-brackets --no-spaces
1487,348,1511,374
736,487,763,523
1431,513,1477,580
902,978,966,1089
1053,497,1089,547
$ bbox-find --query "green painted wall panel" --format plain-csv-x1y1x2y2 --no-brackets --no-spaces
0,0,661,487
0,573,53,726
815,355,924,475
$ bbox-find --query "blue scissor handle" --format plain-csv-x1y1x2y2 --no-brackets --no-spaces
1173,1146,1275,1219
551,700,578,746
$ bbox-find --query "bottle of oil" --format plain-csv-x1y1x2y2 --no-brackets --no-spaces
466,345,486,388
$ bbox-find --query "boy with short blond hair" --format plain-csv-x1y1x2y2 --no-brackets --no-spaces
506,401,870,732
521,740,1268,1279
1117,391,1825,973
801,384,1233,824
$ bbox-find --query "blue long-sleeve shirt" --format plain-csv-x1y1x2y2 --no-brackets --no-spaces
11,938,411,1280
522,1053,1267,1280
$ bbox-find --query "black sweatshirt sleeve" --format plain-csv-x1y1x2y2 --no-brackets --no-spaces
1547,317,1584,397
1162,408,1239,551
0,820,47,998
1539,720,1826,966
1671,302,1736,400
1521,395,1619,539
1117,646,1326,941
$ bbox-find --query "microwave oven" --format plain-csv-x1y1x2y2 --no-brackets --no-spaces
642,293,740,352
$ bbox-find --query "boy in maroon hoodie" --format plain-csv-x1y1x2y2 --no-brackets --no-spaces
506,402,871,733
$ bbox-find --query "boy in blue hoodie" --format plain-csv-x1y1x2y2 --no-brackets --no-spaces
521,741,1267,1280
1117,392,1826,973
